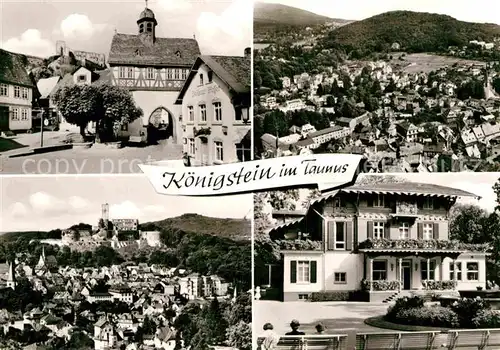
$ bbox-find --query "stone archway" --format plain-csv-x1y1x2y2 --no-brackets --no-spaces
147,107,177,144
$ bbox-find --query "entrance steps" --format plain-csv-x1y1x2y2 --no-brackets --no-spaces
382,290,413,303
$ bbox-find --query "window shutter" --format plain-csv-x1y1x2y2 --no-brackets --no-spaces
346,222,353,251
417,223,423,239
367,221,374,239
433,223,439,240
310,261,317,283
328,221,335,250
290,261,297,284
384,222,390,239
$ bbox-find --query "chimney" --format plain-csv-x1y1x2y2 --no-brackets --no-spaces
244,47,251,59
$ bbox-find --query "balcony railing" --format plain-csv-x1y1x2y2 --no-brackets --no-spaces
392,201,418,217
277,239,322,251
358,239,490,252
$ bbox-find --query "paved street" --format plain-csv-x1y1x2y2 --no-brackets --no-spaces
0,141,183,174
254,300,390,348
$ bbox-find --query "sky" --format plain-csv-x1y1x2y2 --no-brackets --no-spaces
260,0,500,24
0,0,252,58
0,175,253,232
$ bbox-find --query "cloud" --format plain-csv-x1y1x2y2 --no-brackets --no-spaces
9,203,29,218
60,14,108,41
68,196,91,211
29,192,67,215
157,0,192,12
196,0,251,55
1,29,54,57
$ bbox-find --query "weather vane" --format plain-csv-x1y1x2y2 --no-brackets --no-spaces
145,0,148,8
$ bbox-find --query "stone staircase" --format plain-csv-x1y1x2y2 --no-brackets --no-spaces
382,290,413,303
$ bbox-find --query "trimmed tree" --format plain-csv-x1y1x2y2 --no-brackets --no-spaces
52,84,142,142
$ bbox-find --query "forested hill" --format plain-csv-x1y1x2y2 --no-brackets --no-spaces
322,11,500,56
254,2,344,26
139,213,251,241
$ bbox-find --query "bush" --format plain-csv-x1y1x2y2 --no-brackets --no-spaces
422,280,456,290
450,297,491,328
387,295,425,320
361,279,400,291
311,291,349,302
394,306,459,328
471,309,500,328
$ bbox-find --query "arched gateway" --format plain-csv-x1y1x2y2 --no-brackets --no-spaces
147,106,177,144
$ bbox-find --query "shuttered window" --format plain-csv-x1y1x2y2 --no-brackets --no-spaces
290,260,317,284
327,221,353,251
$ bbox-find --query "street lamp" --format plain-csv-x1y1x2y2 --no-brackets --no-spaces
242,108,250,124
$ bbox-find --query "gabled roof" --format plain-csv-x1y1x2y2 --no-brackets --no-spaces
0,49,34,87
175,54,250,104
108,33,200,67
335,181,478,199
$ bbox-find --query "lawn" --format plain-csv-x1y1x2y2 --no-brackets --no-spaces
0,137,27,154
389,53,485,74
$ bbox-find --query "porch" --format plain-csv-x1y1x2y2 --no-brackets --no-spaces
360,248,483,293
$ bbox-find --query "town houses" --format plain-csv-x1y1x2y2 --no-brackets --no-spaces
266,180,489,302
255,46,500,171
0,3,251,168
0,253,233,350
176,51,251,165
0,49,35,133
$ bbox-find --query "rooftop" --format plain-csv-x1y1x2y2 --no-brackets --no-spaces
108,33,200,67
176,54,250,104
0,49,35,87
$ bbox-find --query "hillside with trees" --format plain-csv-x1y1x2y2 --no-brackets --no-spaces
322,11,500,57
0,214,251,291
254,2,338,27
140,213,251,241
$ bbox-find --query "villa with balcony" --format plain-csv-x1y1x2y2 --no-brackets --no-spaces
267,181,490,302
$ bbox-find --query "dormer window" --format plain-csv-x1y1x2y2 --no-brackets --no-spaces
175,51,181,58
199,74,204,85
135,49,142,56
208,71,213,83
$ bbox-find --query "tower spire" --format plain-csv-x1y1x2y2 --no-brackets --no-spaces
7,260,16,290
145,0,148,8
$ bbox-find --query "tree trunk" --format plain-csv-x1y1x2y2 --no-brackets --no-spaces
79,124,86,138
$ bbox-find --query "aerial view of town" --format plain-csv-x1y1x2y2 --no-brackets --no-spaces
0,0,251,174
254,172,500,349
253,1,500,172
0,176,252,349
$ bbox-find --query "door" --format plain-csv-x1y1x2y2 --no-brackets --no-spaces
402,260,412,290
199,140,209,166
0,106,9,131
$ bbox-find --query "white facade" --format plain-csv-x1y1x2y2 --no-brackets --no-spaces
180,61,250,165
0,82,32,131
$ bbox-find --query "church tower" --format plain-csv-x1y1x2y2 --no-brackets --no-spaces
37,246,46,268
137,1,157,44
7,260,16,290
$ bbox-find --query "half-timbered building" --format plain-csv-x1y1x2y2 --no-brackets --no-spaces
107,5,200,144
